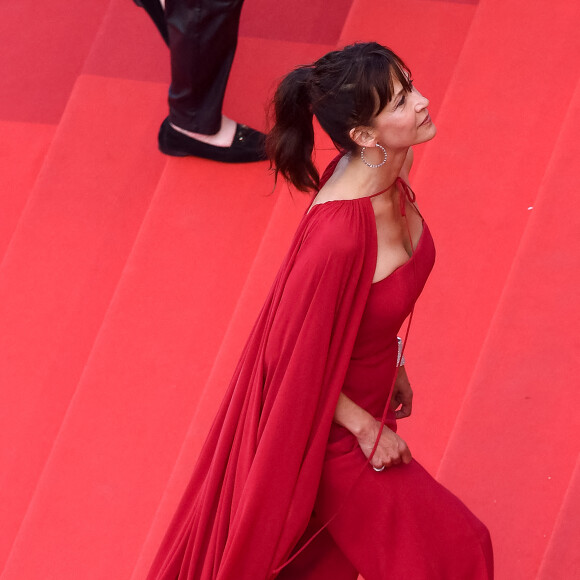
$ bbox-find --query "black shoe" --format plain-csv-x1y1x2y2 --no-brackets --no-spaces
158,118,268,163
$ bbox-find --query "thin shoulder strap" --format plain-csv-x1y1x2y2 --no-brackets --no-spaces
396,176,423,218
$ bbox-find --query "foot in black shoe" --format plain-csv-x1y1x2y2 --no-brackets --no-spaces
158,118,268,163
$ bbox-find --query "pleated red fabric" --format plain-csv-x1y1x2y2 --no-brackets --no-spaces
146,158,380,579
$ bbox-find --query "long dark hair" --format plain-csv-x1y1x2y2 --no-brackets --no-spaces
266,42,413,192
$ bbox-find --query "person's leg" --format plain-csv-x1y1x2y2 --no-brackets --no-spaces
165,0,244,136
136,0,266,161
316,448,494,580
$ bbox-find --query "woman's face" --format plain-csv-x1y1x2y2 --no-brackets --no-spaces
370,77,436,150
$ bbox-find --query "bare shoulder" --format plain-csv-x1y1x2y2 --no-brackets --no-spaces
309,155,352,208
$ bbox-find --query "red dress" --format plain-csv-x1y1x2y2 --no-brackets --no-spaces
146,157,493,579
278,205,493,580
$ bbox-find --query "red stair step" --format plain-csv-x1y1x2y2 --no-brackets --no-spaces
130,166,315,578
393,0,580,474
223,36,335,132
83,0,169,85
437,76,580,579
537,455,580,579
339,0,479,168
1,156,276,579
0,1,110,124
0,120,55,261
0,75,167,569
240,0,353,45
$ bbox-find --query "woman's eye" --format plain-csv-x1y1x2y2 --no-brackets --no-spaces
396,95,406,108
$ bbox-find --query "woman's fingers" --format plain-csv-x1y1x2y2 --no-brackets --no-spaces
398,439,413,464
370,457,385,470
371,435,412,471
395,402,412,419
395,390,413,419
390,393,401,413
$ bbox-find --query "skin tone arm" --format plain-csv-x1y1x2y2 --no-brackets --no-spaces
333,365,413,470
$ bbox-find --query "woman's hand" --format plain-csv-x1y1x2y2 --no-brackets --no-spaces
333,392,411,470
390,365,413,420
356,419,412,471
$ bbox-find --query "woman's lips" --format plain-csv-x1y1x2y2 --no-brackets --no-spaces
419,113,432,127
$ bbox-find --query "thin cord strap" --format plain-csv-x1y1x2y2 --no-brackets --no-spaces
365,201,418,468
367,186,390,199
306,186,391,214
396,177,424,220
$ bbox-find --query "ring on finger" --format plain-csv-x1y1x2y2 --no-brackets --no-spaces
372,465,385,472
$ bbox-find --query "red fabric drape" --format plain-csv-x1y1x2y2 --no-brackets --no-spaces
147,161,379,579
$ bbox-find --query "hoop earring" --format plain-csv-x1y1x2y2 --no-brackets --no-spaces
360,143,387,168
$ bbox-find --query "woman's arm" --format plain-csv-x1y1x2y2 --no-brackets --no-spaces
334,392,412,470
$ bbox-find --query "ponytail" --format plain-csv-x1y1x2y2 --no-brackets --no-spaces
266,66,319,193
267,43,413,194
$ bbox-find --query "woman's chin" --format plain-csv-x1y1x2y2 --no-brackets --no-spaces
417,125,437,144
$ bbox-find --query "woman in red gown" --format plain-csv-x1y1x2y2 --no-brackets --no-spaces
147,42,493,579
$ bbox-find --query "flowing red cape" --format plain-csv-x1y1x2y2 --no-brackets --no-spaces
147,162,378,579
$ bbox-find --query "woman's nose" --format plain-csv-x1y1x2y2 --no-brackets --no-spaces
413,88,429,110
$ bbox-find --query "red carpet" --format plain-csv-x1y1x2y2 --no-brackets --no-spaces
0,0,578,578
0,74,167,567
0,1,110,124
397,0,580,476
0,121,55,262
437,76,580,578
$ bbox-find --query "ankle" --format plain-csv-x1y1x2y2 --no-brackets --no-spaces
170,116,236,148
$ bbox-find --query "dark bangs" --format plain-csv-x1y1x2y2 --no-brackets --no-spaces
353,46,413,123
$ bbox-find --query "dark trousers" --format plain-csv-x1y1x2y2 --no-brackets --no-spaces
138,0,245,134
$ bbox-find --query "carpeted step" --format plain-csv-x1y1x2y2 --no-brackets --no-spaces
0,1,111,124
339,0,479,168
390,0,580,475
241,0,353,45
0,157,276,580
83,0,168,85
0,32,337,579
0,121,56,262
0,74,167,570
129,156,320,579
537,455,580,579
437,76,580,579
223,36,334,131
